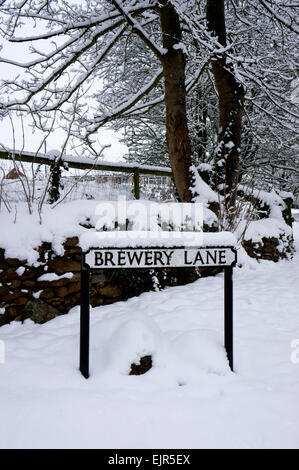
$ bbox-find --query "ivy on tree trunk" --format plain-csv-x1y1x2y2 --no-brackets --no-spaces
159,0,193,202
206,0,245,212
48,160,63,204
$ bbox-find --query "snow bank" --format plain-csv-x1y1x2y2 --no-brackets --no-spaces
95,313,168,376
92,312,230,381
172,329,229,377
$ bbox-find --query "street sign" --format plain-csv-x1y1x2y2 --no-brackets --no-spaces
84,247,236,269
80,245,237,379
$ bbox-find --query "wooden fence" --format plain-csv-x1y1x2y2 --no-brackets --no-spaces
0,150,173,200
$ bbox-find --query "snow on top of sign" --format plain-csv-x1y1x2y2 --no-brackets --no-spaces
79,230,237,251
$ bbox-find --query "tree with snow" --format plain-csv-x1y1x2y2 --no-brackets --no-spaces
0,0,298,210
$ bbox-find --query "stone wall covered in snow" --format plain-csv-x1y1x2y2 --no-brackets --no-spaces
242,235,293,262
0,237,203,326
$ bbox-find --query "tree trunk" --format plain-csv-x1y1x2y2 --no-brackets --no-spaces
159,1,193,202
206,0,245,210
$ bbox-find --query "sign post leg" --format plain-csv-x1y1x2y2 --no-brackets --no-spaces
224,266,233,371
80,267,90,378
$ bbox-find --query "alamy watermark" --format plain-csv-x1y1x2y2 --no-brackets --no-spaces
0,340,5,364
94,197,204,245
290,339,299,364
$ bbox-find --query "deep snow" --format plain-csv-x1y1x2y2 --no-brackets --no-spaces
0,221,298,449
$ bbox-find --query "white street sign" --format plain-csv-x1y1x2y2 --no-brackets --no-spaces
84,247,236,269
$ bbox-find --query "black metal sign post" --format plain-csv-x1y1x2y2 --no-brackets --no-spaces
224,266,233,370
80,246,237,378
79,266,90,379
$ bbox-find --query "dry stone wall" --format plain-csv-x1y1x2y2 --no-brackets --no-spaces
242,234,294,262
0,237,200,326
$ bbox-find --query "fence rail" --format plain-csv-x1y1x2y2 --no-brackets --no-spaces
0,150,173,200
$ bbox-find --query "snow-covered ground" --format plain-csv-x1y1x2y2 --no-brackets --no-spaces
0,221,298,449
